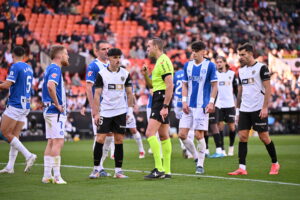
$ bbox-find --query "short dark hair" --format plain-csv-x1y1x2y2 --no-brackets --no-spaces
150,37,164,51
50,45,66,60
13,46,25,57
237,43,254,53
107,48,122,57
191,41,206,51
95,40,109,50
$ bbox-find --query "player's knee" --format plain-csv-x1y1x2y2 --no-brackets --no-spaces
239,134,248,142
259,132,270,144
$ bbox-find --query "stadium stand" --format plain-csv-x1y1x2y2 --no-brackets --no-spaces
0,0,299,135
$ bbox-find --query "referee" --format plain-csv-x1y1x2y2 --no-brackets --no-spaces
142,37,174,179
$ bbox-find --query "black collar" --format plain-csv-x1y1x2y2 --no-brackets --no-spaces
107,66,120,72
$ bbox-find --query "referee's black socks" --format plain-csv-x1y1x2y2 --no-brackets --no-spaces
114,144,123,168
265,141,278,163
94,142,103,166
238,142,248,165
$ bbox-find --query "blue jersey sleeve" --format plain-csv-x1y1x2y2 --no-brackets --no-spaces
48,67,61,85
86,63,97,83
208,62,217,82
6,64,19,83
182,62,189,82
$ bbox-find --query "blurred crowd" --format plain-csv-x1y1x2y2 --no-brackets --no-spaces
0,0,299,114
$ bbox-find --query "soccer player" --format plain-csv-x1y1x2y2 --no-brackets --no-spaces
42,45,69,184
141,37,174,179
92,48,133,178
228,43,280,175
173,65,193,159
215,56,238,156
0,46,36,174
81,40,112,178
207,110,225,158
178,41,218,174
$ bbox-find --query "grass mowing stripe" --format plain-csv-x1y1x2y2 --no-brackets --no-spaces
2,162,299,187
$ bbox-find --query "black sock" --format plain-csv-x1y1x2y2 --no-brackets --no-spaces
213,133,221,148
219,131,224,150
93,142,103,166
238,142,247,165
229,130,236,146
204,135,209,149
114,144,123,168
265,141,278,163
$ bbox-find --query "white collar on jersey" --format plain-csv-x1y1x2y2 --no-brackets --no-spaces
95,58,109,66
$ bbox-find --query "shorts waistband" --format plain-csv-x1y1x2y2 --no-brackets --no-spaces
153,90,165,95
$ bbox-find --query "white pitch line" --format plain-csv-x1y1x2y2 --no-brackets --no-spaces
1,163,300,187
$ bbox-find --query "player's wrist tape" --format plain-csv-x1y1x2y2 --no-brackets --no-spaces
209,97,215,104
236,108,239,116
182,96,187,102
127,107,133,115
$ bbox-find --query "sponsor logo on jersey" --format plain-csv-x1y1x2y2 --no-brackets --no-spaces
88,71,93,76
9,71,14,76
51,73,58,78
242,78,255,84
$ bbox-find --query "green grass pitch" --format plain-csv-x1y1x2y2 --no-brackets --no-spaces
0,135,299,200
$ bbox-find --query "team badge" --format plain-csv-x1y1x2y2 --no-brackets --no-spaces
201,69,207,74
88,71,93,76
51,73,58,78
121,76,125,81
229,76,231,80
252,70,256,75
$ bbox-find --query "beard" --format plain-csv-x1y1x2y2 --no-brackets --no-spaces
61,60,69,67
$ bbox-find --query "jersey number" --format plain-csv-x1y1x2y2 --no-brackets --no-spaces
26,76,32,93
175,80,182,96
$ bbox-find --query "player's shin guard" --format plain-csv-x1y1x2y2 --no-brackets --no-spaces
114,144,123,168
133,131,145,153
94,142,103,167
147,136,164,172
196,138,206,167
44,155,52,178
219,131,224,150
265,141,278,163
6,146,18,170
182,138,198,159
10,137,31,160
229,130,236,146
238,142,247,166
52,156,61,177
161,138,172,174
102,136,113,161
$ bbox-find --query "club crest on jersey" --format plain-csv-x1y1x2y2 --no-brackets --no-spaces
201,69,207,74
229,76,232,80
121,76,125,81
51,73,58,78
88,71,93,76
252,70,256,75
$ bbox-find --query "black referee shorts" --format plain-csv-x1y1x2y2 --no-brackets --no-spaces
217,107,236,123
150,90,170,124
238,110,268,132
97,113,126,134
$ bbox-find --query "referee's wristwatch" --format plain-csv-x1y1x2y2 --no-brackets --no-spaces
163,104,169,109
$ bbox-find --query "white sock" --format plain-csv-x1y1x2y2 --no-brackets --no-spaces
6,146,18,170
101,136,114,164
110,140,115,158
44,156,52,178
179,139,186,150
133,132,145,153
52,156,61,177
196,138,206,167
239,164,246,170
216,147,222,154
182,138,198,160
115,167,122,173
10,137,31,160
